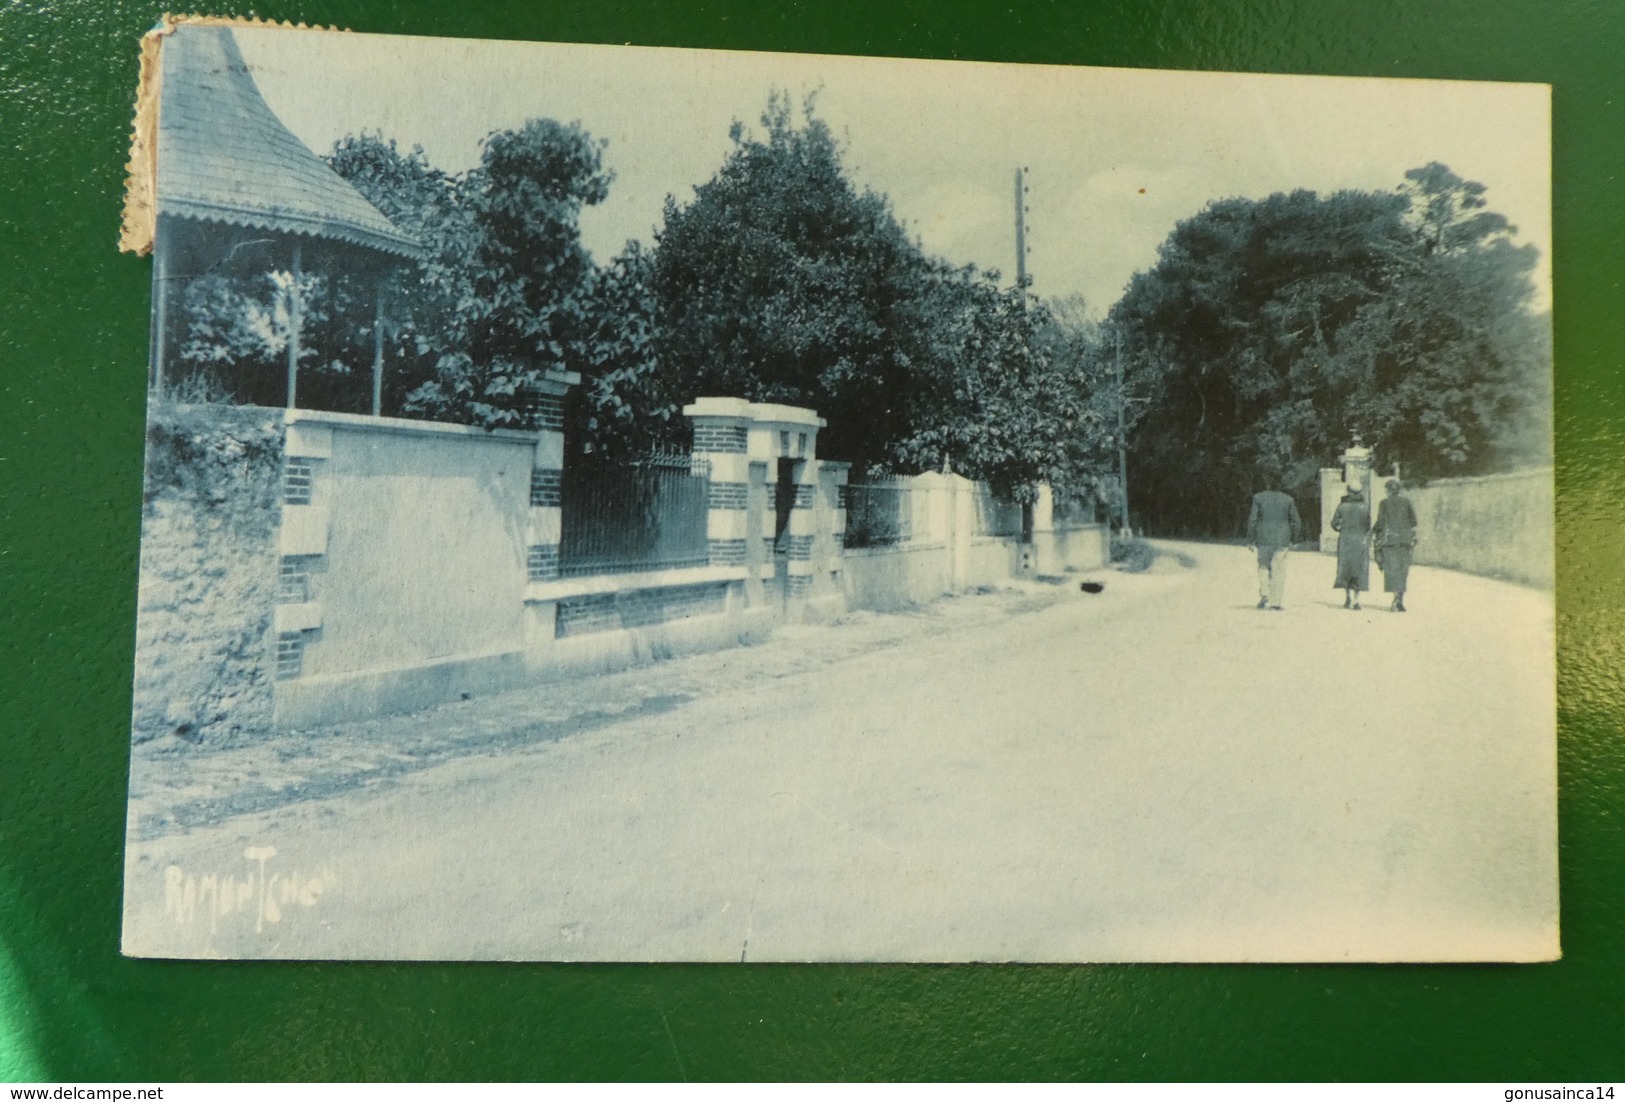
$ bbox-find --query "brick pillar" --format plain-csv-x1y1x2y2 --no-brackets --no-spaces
820,460,850,578
275,415,334,682
685,399,753,568
784,462,819,599
742,405,826,604
1032,483,1057,576
524,370,578,582
685,398,829,604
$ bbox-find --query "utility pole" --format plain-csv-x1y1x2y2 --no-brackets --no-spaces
1115,328,1130,535
1014,165,1034,542
1013,166,1029,299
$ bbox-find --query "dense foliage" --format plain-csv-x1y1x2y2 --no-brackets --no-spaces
173,99,1116,505
652,94,1115,502
1110,163,1549,536
172,101,1544,535
327,124,614,428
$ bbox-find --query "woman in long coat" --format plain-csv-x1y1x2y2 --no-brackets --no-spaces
1330,487,1371,609
1373,478,1418,611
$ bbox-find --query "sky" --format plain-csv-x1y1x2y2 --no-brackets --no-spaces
232,26,1551,318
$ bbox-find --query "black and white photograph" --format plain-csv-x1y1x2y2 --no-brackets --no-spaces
120,21,1555,962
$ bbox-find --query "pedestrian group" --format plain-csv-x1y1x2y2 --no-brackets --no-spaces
1246,479,1417,612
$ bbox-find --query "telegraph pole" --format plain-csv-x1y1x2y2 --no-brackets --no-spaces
1115,328,1130,535
1013,166,1029,298
1014,166,1034,541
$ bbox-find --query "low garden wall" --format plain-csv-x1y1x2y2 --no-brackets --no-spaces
131,397,1108,738
842,542,955,612
840,473,1106,611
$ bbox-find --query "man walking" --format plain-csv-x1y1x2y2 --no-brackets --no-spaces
1246,483,1303,610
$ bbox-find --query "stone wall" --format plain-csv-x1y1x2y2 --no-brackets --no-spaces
1407,468,1553,589
131,404,284,744
840,471,1107,611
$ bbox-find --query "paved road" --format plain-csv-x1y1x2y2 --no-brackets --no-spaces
124,543,1557,962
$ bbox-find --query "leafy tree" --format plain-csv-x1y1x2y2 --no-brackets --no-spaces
890,273,1114,503
651,92,927,468
175,264,381,410
570,240,688,458
319,102,1121,503
328,123,612,428
1110,168,1548,536
653,93,1116,499
325,134,477,413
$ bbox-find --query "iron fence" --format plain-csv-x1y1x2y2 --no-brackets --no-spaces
558,453,711,577
975,490,1024,538
1052,496,1100,530
844,481,913,548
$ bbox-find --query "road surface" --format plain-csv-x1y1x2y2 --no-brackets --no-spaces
123,542,1557,962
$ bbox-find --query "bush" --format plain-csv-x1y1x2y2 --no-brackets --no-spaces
143,402,284,510
1110,534,1157,573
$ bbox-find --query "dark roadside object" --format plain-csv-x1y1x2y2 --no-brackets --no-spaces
1079,581,1105,594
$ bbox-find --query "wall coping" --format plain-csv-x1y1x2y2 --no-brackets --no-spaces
842,541,949,557
525,564,748,603
1319,465,1552,489
1408,466,1553,489
683,396,826,429
285,407,542,443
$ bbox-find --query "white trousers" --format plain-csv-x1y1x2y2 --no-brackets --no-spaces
1257,547,1289,608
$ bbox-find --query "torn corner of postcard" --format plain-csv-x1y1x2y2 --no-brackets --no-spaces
121,13,352,256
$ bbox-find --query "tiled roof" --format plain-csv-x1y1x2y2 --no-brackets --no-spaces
157,26,420,259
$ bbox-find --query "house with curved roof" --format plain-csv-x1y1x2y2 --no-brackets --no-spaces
152,24,421,412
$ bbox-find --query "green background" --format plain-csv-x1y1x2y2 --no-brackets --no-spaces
2,0,1621,1081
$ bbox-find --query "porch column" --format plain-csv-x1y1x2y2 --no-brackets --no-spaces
285,243,303,409
370,280,387,418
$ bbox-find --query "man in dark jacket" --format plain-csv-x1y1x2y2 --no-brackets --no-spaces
1246,486,1303,610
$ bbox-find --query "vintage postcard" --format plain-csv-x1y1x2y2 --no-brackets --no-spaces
119,21,1555,961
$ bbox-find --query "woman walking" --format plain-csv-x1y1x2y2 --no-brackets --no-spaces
1330,486,1371,609
1373,478,1419,611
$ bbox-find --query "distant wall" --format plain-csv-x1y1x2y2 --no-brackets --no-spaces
843,542,954,611
131,404,284,744
1408,468,1553,589
1032,486,1110,577
840,473,1107,611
